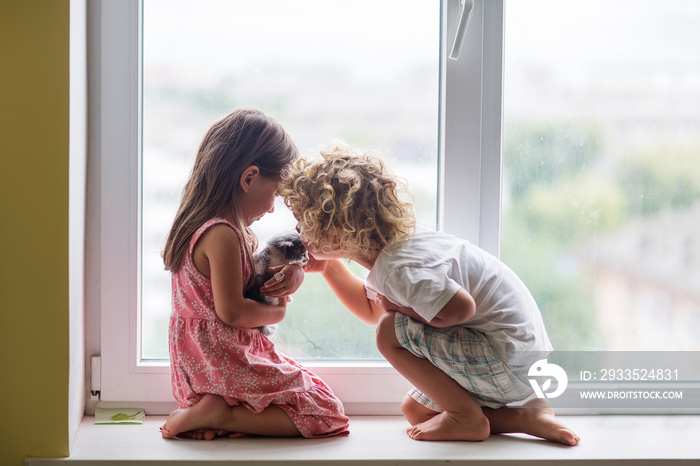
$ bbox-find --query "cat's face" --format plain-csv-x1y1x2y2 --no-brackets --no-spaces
266,231,309,267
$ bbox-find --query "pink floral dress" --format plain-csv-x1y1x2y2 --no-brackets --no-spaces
168,217,349,438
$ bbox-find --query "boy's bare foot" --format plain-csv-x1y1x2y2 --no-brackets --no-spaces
513,399,580,446
406,410,490,441
161,394,230,440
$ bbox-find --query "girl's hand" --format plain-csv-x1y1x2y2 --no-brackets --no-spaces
260,263,304,298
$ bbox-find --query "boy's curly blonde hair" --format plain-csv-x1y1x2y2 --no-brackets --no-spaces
279,142,416,255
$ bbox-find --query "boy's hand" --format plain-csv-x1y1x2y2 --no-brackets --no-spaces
373,293,437,326
373,294,397,312
374,294,415,314
376,289,476,328
302,254,330,275
260,264,304,298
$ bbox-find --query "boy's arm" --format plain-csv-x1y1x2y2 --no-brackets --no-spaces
320,259,385,325
375,288,475,328
429,288,476,327
373,294,430,325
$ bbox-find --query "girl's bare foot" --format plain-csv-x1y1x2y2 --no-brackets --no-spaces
406,411,490,441
170,428,225,440
161,394,230,440
516,399,580,445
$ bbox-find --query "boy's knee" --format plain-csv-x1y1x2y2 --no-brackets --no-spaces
400,395,428,424
377,310,396,327
375,311,397,354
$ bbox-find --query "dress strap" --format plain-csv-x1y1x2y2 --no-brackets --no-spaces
189,217,244,254
188,217,252,284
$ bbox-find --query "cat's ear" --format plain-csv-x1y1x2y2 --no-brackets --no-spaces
280,241,293,249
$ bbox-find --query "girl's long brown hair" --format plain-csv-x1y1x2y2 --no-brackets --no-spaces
162,108,298,283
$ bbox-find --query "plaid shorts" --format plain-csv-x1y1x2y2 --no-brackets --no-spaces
394,313,534,411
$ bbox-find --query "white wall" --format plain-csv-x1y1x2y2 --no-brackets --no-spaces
69,0,88,444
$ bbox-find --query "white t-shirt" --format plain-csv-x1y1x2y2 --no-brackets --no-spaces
365,229,552,363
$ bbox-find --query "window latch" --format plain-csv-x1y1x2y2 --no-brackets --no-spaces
449,0,474,60
91,355,101,401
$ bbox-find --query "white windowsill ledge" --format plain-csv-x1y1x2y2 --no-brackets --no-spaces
28,415,700,465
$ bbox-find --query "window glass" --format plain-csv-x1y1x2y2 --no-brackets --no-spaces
502,0,700,350
141,0,439,360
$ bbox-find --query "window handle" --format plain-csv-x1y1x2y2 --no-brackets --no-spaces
449,0,474,60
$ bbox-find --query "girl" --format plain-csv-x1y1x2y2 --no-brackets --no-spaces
279,142,579,445
160,108,349,440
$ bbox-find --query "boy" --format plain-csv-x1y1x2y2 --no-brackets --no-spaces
280,142,579,445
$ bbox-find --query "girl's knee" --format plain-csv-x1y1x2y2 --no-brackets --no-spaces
375,311,398,354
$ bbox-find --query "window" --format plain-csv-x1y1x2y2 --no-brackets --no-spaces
90,0,499,412
89,0,699,414
501,0,700,352
140,0,440,361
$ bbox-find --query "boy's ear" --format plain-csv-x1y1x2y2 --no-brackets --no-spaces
240,165,260,193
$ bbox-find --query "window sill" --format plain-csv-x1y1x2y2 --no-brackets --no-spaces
28,415,700,465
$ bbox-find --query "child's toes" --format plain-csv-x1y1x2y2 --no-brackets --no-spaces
406,426,422,440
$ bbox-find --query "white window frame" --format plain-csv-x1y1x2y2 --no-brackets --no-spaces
87,0,504,414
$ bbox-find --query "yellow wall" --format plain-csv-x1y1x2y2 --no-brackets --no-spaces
0,1,70,464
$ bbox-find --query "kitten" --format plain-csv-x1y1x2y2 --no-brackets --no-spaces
245,230,309,335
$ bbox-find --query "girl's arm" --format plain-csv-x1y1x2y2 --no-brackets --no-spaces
311,258,385,325
194,224,287,328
